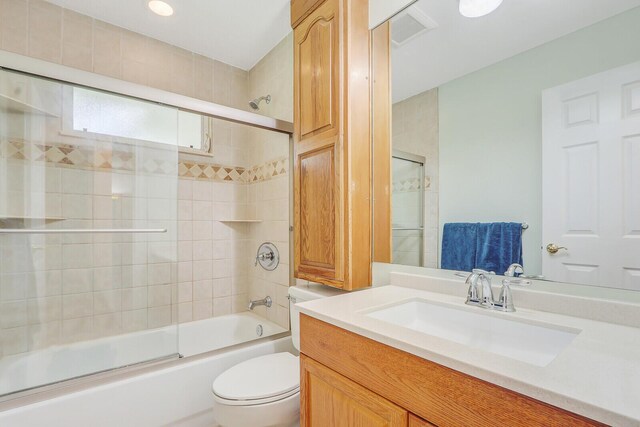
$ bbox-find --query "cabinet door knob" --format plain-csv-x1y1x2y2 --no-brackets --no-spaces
546,243,568,254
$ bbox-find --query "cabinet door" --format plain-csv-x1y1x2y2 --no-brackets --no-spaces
294,0,339,142
300,355,408,427
293,0,344,285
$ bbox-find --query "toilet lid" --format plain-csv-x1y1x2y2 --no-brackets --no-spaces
212,353,300,402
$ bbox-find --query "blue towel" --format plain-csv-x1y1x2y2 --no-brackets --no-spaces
441,222,523,273
441,223,478,272
475,223,523,274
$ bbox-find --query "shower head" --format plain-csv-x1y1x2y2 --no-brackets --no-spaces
249,95,271,110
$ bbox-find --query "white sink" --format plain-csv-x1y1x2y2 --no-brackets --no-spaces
365,299,580,367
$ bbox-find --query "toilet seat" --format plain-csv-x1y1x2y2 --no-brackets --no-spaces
212,386,299,406
212,353,300,406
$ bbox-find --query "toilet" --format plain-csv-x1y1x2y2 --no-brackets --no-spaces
211,284,344,427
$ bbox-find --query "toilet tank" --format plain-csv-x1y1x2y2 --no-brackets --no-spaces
289,284,345,351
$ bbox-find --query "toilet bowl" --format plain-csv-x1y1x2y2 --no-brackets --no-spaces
212,352,300,427
211,284,344,427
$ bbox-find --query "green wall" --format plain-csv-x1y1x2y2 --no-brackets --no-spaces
438,7,640,274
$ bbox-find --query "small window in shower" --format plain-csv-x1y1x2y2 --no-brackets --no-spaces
65,87,212,153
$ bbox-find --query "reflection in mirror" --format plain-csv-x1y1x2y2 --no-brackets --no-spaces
374,1,640,292
392,151,426,267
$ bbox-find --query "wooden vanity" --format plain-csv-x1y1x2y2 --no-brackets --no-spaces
299,314,606,427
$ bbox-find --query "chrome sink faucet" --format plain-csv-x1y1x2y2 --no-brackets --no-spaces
248,296,272,311
465,269,516,312
504,263,524,277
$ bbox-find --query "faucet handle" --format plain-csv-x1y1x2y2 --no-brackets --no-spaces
496,279,516,312
504,263,524,277
466,279,480,302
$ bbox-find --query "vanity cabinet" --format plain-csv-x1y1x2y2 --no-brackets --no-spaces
301,356,408,426
300,314,607,427
291,0,373,290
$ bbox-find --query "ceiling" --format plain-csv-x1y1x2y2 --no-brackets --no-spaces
392,0,640,103
45,1,640,97
45,0,292,70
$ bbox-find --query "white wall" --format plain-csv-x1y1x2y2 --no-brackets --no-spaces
438,7,640,275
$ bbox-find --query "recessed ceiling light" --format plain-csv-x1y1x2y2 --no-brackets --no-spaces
148,0,173,17
459,0,503,18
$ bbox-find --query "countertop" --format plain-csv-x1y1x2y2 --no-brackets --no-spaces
296,277,640,426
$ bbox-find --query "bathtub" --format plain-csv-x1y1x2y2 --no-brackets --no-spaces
0,312,291,426
179,312,286,357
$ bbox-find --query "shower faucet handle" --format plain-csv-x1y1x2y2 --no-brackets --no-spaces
255,251,274,266
255,242,280,271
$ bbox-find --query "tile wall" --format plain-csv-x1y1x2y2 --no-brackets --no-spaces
245,34,294,328
0,0,248,108
0,150,179,356
0,136,290,357
0,1,293,356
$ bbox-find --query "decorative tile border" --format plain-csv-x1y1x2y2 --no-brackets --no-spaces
1,139,287,184
177,156,288,183
246,157,288,182
392,176,431,193
178,161,248,182
0,138,176,174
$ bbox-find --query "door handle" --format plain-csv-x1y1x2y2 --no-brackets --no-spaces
546,243,568,254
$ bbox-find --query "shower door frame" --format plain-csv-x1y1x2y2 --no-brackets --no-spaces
0,51,295,405
391,149,426,267
0,50,293,136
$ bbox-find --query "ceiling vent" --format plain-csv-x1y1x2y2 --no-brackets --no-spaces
391,6,438,47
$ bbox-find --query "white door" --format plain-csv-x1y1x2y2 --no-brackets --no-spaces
542,61,640,290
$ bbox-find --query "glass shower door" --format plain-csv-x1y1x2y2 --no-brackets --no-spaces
0,69,179,397
392,154,424,266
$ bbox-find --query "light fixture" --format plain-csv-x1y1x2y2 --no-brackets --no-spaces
148,0,174,17
459,0,503,18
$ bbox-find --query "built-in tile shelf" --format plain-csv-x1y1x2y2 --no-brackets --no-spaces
0,94,59,118
0,216,66,226
218,219,263,223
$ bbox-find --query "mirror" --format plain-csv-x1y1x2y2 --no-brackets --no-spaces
373,1,640,292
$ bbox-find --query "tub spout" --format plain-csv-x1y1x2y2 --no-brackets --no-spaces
248,296,272,310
